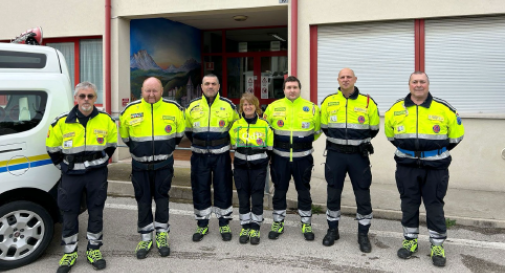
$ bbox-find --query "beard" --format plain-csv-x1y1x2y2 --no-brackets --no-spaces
80,104,93,112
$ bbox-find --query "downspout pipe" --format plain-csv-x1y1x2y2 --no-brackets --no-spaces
290,0,298,77
105,0,111,114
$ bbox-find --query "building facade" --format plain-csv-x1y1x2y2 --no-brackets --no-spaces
1,0,504,192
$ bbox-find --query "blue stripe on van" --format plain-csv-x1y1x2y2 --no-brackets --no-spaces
0,159,53,174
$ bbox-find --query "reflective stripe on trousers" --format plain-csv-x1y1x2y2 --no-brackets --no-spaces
326,209,341,222
62,233,79,254
356,212,373,226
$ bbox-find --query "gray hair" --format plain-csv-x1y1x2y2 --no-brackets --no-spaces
74,81,98,97
409,71,430,84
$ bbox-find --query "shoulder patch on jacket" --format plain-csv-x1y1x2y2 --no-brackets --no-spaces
360,93,379,107
51,111,69,127
386,98,405,112
120,99,141,115
186,97,202,108
321,92,338,105
162,98,183,109
98,110,115,122
433,97,457,113
219,96,236,110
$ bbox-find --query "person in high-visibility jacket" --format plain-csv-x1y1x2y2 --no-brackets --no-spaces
263,76,321,241
119,77,185,259
185,73,240,242
229,93,274,245
46,81,117,273
320,68,380,253
385,71,464,267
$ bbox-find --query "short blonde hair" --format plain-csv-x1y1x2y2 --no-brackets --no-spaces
239,93,262,116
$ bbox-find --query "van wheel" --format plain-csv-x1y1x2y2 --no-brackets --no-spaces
0,201,54,271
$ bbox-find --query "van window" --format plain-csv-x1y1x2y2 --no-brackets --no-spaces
0,91,48,136
0,50,47,69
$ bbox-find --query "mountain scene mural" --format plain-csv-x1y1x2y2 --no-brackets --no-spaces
130,18,202,106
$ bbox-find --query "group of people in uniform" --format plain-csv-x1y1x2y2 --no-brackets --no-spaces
46,68,464,273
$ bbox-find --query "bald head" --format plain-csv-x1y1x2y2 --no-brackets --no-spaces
338,68,356,78
142,77,163,104
337,68,357,94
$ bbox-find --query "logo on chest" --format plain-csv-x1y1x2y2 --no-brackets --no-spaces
165,125,172,133
219,120,225,127
433,125,440,133
131,113,143,119
358,116,365,124
277,120,284,127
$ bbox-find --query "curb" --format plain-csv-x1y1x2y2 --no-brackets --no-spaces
108,182,505,230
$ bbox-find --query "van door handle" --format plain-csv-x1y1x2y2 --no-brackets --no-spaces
0,148,22,154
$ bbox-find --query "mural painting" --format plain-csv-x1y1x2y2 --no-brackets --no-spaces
130,18,202,106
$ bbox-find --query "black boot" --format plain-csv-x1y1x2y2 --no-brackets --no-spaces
322,228,340,246
358,234,372,253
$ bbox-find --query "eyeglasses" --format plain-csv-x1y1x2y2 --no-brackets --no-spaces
78,94,95,99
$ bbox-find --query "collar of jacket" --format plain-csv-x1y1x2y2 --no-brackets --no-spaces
404,92,433,108
65,105,98,123
201,92,220,106
141,97,164,110
242,113,258,124
283,95,304,105
338,86,360,100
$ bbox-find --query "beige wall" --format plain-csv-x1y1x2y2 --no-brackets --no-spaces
113,0,282,18
0,0,104,40
111,18,131,161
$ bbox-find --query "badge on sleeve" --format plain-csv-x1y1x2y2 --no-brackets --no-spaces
457,113,462,125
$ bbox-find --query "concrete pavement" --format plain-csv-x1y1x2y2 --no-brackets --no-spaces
107,158,505,229
9,198,505,273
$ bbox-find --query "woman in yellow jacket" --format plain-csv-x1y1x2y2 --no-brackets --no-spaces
229,93,273,245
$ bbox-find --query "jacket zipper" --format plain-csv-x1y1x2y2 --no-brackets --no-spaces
207,100,212,150
415,105,420,167
151,104,155,161
246,122,250,164
345,98,348,145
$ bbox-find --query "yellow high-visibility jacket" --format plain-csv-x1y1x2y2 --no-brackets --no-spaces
120,98,185,163
263,96,321,161
229,114,274,164
385,93,465,169
46,106,117,174
185,93,239,154
320,87,380,146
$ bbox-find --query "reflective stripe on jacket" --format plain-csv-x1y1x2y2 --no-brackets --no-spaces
185,93,239,153
384,92,464,169
46,105,117,174
230,114,274,163
119,98,185,162
320,87,380,146
263,96,321,161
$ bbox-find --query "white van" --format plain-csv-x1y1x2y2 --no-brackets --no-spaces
0,43,74,270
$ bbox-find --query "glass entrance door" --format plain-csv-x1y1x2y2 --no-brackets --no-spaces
225,55,287,110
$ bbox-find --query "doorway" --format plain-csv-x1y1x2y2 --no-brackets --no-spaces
201,27,288,109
